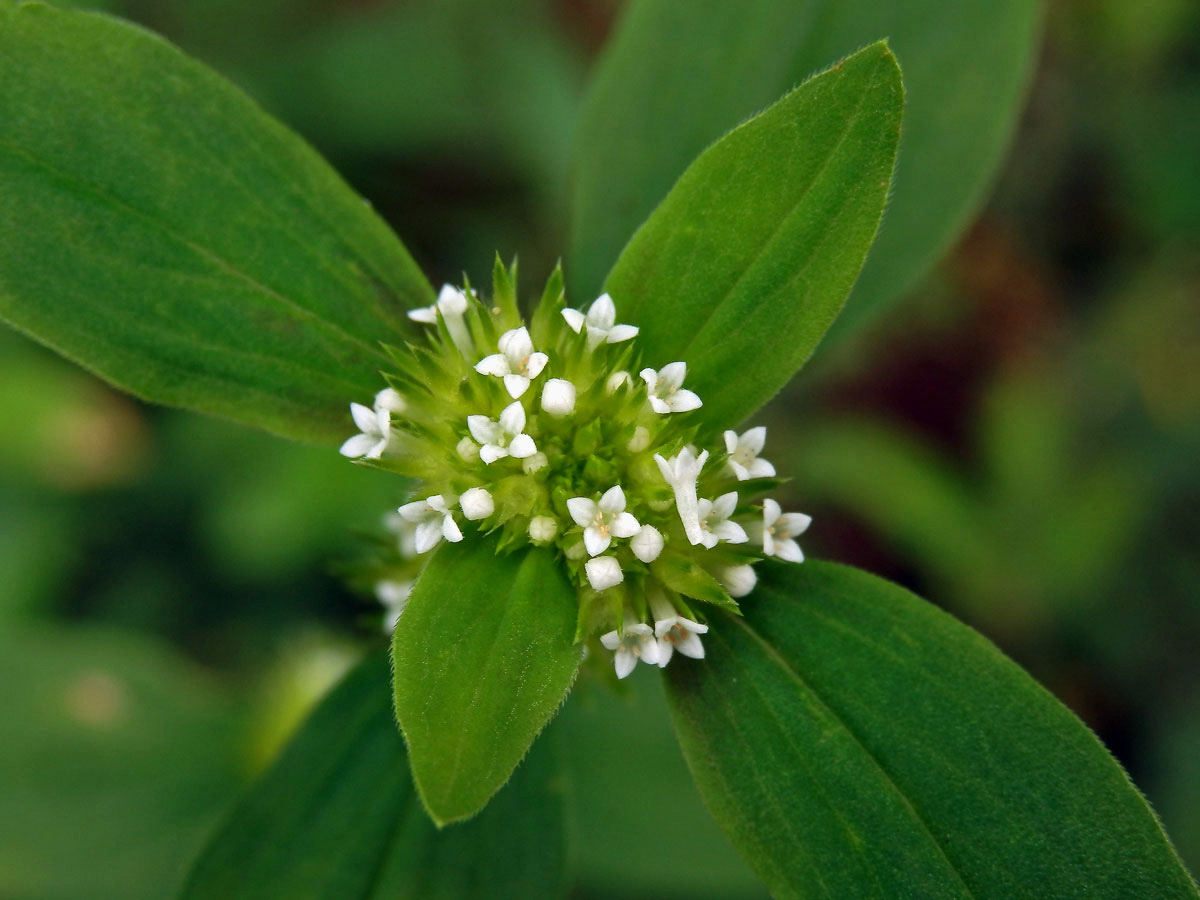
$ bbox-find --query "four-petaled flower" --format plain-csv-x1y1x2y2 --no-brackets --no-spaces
474,326,549,398
724,427,776,481
397,494,462,554
562,293,639,349
407,283,469,323
340,387,406,459
567,485,641,556
651,595,708,667
468,401,538,464
600,617,660,679
761,499,811,562
654,447,709,546
640,362,702,414
697,491,749,548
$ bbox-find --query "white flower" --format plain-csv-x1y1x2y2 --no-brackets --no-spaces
600,615,660,678
339,387,403,459
397,494,462,553
528,515,558,542
630,524,664,563
408,284,473,354
724,427,775,481
567,485,641,556
540,378,576,417
719,564,757,598
585,555,625,591
562,293,639,348
650,595,708,667
474,327,549,398
654,448,709,546
460,487,494,521
697,492,749,549
761,499,811,563
640,362,702,414
467,401,537,464
376,579,413,632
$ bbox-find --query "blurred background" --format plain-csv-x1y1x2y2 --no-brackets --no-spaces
1,0,1197,897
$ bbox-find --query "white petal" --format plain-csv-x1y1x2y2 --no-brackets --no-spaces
699,531,720,549
498,401,526,435
762,529,778,557
374,388,406,414
467,415,499,445
713,492,739,519
647,397,671,414
762,499,782,527
653,453,674,483
605,370,632,394
587,293,616,329
364,437,389,460
583,526,611,557
714,520,749,544
339,433,377,458
426,495,453,514
599,629,621,651
638,633,661,666
442,515,463,543
658,361,687,390
498,326,533,361
667,389,703,412
350,402,378,434
775,538,805,563
414,519,443,553
605,324,639,343
639,367,658,391
397,500,431,522
696,498,714,521
747,458,776,478
782,512,813,536
740,427,765,454
610,512,641,539
479,444,508,464
630,525,664,563
585,556,624,591
723,430,739,454
436,284,468,315
475,353,511,377
503,374,530,398
656,639,674,668
507,433,537,458
675,630,706,660
525,351,549,378
614,648,637,679
567,497,597,526
407,305,437,323
598,484,627,515
522,451,547,473
561,308,586,333
728,459,751,481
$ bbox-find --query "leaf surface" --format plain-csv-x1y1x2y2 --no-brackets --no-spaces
665,561,1200,899
605,43,902,429
0,3,432,446
392,539,581,825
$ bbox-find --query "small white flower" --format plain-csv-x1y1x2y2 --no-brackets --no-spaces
626,426,651,453
474,327,550,398
339,390,398,459
522,452,548,474
528,515,558,542
697,492,749,549
567,485,641,556
605,370,632,394
397,494,462,554
467,401,537,464
654,447,709,546
724,427,775,481
719,564,758,598
761,499,811,563
562,293,639,348
630,524,664,563
460,487,494,521
640,362,702,414
600,615,660,678
540,378,576,417
585,555,625,592
408,284,473,354
650,595,708,667
376,579,413,632
374,387,407,415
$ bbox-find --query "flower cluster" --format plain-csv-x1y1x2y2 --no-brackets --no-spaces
342,264,810,678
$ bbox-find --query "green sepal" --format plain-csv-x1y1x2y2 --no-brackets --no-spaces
652,550,740,613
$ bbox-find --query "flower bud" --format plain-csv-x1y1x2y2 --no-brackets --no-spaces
528,515,558,542
460,487,494,521
626,426,650,453
540,378,576,417
456,436,479,461
630,524,664,563
585,556,624,591
522,452,548,474
720,564,757,598
605,370,632,394
374,387,407,414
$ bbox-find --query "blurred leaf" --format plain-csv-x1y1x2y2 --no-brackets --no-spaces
665,561,1199,899
182,650,569,899
569,0,1039,337
0,625,240,900
0,3,432,447
606,43,902,430
392,539,581,825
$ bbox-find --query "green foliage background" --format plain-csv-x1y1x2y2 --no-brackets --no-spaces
1,0,1197,897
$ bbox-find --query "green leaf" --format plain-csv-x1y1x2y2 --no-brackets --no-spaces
569,0,1039,338
181,650,570,899
605,42,902,430
0,3,432,447
664,561,1200,899
392,539,581,825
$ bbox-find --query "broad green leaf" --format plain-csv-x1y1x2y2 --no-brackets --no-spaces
605,43,902,430
0,3,432,447
181,650,569,899
392,539,581,825
568,0,1039,338
665,561,1200,899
